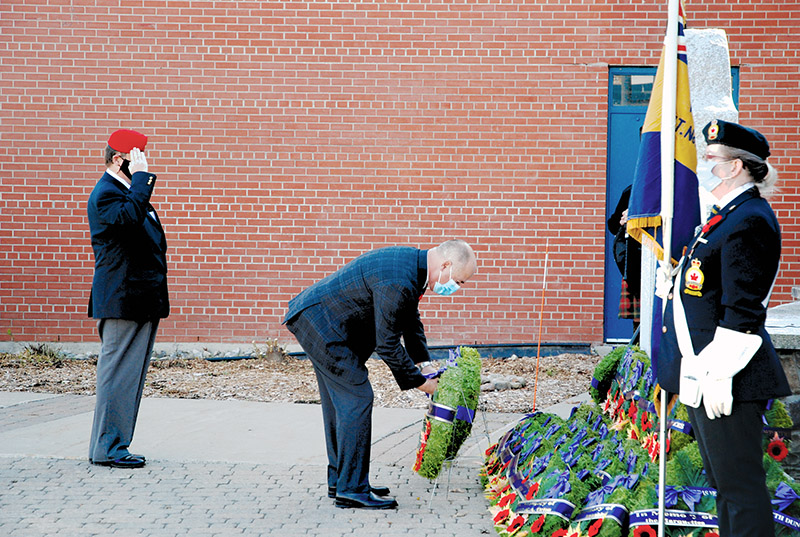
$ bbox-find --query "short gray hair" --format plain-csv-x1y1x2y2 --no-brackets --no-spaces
436,239,476,271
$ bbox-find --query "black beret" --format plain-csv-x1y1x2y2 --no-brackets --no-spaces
702,119,770,160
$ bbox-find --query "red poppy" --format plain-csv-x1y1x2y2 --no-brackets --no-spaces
525,482,540,500
485,443,498,457
507,515,526,534
768,439,789,462
493,508,510,524
413,420,432,471
550,529,568,537
530,515,546,533
704,532,720,537
628,404,638,419
587,518,603,537
633,526,657,537
498,492,517,508
702,214,723,234
641,412,653,431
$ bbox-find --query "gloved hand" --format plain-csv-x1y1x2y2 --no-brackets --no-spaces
655,260,679,300
697,326,762,420
702,376,734,420
130,147,148,174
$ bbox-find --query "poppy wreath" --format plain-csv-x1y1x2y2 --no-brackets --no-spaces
483,404,659,537
413,346,481,480
764,453,800,537
485,341,800,537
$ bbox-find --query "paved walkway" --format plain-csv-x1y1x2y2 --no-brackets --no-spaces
0,391,589,536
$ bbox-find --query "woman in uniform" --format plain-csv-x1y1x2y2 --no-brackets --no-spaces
658,119,790,537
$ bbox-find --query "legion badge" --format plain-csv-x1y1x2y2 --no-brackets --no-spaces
683,259,704,297
707,119,719,141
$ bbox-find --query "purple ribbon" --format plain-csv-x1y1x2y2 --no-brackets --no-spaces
515,498,576,520
585,483,616,507
426,402,474,424
543,423,561,439
594,458,611,473
774,510,800,531
626,451,638,474
542,470,571,499
592,415,603,431
669,419,694,436
574,503,628,526
528,452,553,478
423,367,446,379
772,482,800,513
446,347,459,366
455,405,474,423
591,444,604,462
598,423,609,440
663,486,703,512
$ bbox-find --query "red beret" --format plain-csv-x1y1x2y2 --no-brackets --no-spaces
107,129,147,152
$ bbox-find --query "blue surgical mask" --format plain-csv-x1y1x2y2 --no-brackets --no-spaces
433,265,460,296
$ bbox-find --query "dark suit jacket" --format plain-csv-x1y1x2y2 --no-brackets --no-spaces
659,187,790,401
284,246,430,390
87,171,169,320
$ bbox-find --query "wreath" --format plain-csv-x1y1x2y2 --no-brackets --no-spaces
483,342,800,537
413,346,482,480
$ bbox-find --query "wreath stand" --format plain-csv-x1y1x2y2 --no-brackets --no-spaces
427,385,493,508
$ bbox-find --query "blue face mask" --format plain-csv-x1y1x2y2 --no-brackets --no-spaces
433,265,460,296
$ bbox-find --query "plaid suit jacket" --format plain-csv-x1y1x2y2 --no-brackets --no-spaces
284,246,430,390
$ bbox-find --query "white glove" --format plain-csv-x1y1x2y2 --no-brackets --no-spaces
702,377,734,420
697,326,762,420
130,147,148,174
655,260,679,300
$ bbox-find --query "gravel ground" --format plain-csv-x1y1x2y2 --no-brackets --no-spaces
0,350,601,414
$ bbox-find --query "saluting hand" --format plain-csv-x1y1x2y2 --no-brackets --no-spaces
130,147,148,174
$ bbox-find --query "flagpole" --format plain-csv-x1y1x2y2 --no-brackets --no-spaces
658,1,680,536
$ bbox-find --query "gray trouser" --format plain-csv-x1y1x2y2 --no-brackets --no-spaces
88,318,158,462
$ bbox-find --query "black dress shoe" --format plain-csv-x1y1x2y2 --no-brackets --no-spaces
335,491,398,509
328,485,391,499
92,455,146,469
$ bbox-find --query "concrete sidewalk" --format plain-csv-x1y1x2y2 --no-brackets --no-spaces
0,391,589,536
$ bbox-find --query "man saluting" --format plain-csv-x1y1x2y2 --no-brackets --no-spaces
87,129,169,468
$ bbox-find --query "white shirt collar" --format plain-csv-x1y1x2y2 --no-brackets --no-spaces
106,168,131,189
716,182,755,210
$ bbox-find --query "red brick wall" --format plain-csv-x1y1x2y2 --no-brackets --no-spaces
1,1,797,346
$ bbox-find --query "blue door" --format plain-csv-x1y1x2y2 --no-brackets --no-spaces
604,67,740,342
605,68,655,343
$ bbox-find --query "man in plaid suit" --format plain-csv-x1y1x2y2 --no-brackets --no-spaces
284,239,477,509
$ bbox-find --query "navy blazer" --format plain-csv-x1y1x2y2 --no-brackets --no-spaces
87,171,169,320
659,187,790,401
284,246,430,390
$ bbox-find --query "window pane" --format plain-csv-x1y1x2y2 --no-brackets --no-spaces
612,74,656,106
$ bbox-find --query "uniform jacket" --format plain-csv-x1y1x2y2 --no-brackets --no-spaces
659,187,790,401
87,171,169,320
284,246,430,390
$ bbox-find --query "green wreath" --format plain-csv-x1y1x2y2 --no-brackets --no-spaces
413,346,481,480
